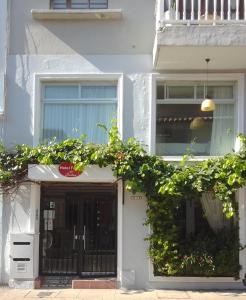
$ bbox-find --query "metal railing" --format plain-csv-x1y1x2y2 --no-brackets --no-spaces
156,0,246,26
51,0,108,9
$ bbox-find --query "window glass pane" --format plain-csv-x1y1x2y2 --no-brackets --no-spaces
71,0,89,9
44,85,79,99
90,0,108,8
80,86,117,99
197,86,233,99
168,86,194,99
156,104,235,156
43,103,117,144
52,0,67,9
157,85,164,99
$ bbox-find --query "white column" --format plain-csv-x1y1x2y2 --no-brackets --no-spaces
29,183,40,234
0,191,3,283
191,0,194,20
205,0,209,19
239,188,246,280
183,0,186,20
228,0,231,20
236,0,240,20
117,180,123,286
29,184,41,280
213,0,217,20
244,0,246,20
198,0,201,20
220,0,224,20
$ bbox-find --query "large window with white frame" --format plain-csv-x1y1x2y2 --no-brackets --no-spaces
156,81,236,157
42,83,117,143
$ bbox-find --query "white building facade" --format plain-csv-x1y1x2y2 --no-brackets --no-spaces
1,0,246,289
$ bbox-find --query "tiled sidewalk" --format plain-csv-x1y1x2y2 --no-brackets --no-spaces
1,288,246,300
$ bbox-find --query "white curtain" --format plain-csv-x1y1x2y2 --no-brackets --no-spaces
201,192,230,233
43,85,117,144
210,104,234,156
43,103,116,144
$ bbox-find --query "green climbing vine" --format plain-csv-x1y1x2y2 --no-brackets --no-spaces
1,126,246,277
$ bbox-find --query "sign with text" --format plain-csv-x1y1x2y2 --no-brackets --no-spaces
58,162,81,177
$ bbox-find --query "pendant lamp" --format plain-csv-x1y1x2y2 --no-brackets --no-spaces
201,58,216,112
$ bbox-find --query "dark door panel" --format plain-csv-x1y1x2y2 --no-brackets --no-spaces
39,183,117,277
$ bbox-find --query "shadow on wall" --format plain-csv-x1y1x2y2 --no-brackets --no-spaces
22,0,155,56
5,54,33,148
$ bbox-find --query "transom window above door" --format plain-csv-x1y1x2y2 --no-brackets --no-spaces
156,82,235,157
42,83,117,144
51,0,108,9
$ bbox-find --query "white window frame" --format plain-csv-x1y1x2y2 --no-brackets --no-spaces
33,73,124,147
149,73,246,285
149,73,245,161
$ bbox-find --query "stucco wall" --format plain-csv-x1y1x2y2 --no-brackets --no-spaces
1,184,32,284
5,54,152,148
9,0,155,55
122,191,149,289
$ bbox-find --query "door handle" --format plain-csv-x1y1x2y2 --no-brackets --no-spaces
73,225,76,250
83,226,86,250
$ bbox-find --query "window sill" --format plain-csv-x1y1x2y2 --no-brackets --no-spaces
149,275,237,283
160,156,221,162
31,9,123,21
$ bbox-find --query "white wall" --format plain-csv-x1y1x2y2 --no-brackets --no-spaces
1,184,32,284
5,54,152,147
9,0,155,55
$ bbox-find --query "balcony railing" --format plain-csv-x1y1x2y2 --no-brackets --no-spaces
156,0,246,26
51,0,108,9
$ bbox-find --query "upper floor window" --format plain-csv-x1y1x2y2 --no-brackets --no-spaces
51,0,108,9
42,83,117,144
156,82,235,157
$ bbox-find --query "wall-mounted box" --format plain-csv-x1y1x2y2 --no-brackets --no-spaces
10,233,39,280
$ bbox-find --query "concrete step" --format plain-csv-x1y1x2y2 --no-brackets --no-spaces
37,276,117,289
72,278,117,289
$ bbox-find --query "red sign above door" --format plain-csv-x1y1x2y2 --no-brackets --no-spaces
58,162,82,177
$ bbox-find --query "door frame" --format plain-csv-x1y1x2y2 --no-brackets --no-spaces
28,165,123,284
39,187,118,277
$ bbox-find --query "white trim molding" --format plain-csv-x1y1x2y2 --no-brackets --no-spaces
150,72,245,157
28,165,123,285
28,164,116,183
33,73,124,147
31,9,123,21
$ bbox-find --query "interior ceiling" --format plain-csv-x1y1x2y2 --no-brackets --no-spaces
155,46,246,70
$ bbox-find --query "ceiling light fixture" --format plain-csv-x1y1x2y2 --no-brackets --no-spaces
201,58,215,112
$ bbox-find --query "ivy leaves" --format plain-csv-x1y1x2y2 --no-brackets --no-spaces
0,127,246,277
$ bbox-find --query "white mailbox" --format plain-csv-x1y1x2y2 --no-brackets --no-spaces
10,233,39,279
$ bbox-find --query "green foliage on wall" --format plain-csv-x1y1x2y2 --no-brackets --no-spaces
1,127,246,277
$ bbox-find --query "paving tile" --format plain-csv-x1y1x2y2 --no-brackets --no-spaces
187,291,246,300
156,290,191,299
24,290,59,298
55,290,80,298
0,289,31,300
79,295,103,300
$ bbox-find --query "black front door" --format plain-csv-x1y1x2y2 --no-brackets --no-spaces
40,184,117,277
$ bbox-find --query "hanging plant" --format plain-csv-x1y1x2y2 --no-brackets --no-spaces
1,127,246,277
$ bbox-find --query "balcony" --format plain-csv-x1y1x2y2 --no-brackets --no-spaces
154,0,246,70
